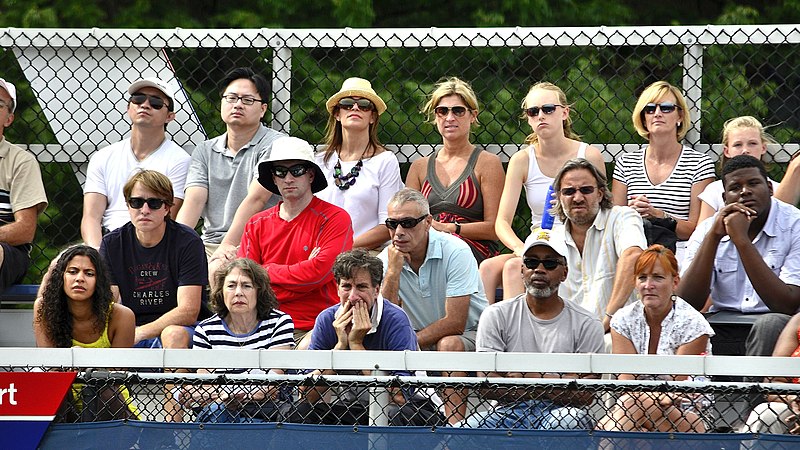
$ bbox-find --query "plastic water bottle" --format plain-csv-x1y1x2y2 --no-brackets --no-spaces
541,185,556,230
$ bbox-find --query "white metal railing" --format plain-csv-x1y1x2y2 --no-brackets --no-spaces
3,348,800,378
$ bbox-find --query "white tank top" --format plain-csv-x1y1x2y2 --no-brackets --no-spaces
523,142,587,230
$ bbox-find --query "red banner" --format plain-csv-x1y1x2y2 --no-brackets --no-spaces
0,372,76,416
0,372,77,450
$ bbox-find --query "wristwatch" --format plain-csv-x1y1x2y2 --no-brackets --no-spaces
454,222,462,234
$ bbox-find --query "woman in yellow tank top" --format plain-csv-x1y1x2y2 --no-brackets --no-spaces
33,245,139,420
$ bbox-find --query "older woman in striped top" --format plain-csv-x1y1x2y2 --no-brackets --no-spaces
183,258,294,423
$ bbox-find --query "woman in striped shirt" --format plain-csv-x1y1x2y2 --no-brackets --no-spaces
184,258,294,423
612,81,714,265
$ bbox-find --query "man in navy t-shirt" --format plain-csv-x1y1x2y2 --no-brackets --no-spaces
100,169,208,349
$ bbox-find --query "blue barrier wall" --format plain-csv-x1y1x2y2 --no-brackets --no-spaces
37,422,800,450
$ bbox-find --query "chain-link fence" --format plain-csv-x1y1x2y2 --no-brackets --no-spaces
4,349,800,439
2,25,799,281
7,366,800,447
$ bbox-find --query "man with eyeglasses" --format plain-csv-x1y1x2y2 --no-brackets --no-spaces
0,77,48,290
379,188,488,424
551,158,646,337
463,227,604,429
177,67,286,282
238,137,353,344
81,77,190,249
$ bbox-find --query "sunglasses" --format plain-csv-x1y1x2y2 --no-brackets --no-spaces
560,186,597,196
524,104,563,117
523,258,564,270
338,97,374,111
385,215,428,230
272,164,311,178
434,106,469,117
222,94,263,106
128,197,166,209
643,102,680,114
129,93,167,110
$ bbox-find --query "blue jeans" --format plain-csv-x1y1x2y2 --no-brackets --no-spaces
195,402,266,423
463,400,593,429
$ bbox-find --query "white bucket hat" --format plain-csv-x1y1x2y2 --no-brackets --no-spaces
257,137,328,195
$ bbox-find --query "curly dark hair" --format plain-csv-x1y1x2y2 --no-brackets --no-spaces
37,245,115,348
209,258,278,321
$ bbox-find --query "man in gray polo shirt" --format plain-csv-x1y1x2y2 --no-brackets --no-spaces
177,67,285,281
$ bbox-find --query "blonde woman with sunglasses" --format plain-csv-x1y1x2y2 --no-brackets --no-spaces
405,77,505,264
612,81,715,265
478,82,605,303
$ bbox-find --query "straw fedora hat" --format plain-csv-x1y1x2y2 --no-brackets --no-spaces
325,77,387,115
257,137,328,195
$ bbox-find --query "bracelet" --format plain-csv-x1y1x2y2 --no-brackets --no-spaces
605,312,614,318
454,222,462,234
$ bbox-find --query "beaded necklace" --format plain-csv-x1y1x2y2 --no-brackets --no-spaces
333,142,370,190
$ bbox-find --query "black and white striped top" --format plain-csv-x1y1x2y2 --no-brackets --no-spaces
193,309,295,352
613,146,715,220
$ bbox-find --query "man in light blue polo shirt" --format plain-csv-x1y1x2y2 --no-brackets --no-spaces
379,188,488,425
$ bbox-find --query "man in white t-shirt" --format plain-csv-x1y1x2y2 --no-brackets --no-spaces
81,77,191,248
463,227,604,429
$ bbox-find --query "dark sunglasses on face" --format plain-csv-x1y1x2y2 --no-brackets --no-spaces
524,104,563,117
272,164,311,178
338,97,374,111
523,258,564,270
643,102,679,114
128,197,166,209
222,94,263,105
130,93,166,110
434,106,469,117
560,185,597,196
385,215,428,230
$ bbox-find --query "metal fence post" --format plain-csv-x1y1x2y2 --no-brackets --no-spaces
271,45,292,134
682,39,704,148
369,369,389,426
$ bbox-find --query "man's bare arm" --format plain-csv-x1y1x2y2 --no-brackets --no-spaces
133,285,202,343
175,186,208,230
80,193,108,249
416,295,470,348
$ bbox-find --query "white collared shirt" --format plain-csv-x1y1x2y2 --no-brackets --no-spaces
683,198,800,313
560,206,648,321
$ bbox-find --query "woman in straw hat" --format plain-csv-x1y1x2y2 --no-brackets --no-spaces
316,77,403,252
406,76,504,263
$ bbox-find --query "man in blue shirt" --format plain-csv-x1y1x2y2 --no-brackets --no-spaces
289,249,443,426
379,188,488,424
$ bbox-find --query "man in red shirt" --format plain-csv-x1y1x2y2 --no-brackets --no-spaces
238,136,353,344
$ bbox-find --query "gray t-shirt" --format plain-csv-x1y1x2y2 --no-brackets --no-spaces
476,294,605,354
185,124,285,243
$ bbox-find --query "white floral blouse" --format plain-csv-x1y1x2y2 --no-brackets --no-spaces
611,296,714,356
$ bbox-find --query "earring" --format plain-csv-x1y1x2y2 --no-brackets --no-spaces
677,122,682,127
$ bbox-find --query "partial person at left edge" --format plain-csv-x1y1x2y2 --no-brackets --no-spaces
0,77,48,290
81,77,191,249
